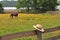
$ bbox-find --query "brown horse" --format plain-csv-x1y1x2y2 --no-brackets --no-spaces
10,11,18,18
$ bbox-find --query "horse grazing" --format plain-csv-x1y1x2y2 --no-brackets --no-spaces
10,11,18,18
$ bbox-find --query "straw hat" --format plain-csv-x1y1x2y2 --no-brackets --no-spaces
33,24,44,32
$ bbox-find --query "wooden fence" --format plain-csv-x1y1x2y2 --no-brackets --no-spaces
46,11,60,15
0,26,60,40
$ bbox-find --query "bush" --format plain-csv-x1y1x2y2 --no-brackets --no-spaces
0,3,4,13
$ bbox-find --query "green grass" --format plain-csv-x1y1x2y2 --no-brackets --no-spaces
0,13,60,40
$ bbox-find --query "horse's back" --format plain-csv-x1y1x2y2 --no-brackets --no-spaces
10,12,18,18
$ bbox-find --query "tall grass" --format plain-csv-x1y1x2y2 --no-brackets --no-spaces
0,13,60,40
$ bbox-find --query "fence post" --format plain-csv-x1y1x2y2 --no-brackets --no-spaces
0,36,2,40
36,30,42,40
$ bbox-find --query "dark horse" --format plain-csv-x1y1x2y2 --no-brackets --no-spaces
10,11,18,18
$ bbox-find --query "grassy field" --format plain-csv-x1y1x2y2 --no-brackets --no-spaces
0,13,60,40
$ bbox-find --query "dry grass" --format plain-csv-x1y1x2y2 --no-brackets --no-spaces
0,13,60,40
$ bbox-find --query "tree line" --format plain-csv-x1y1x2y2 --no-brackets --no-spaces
0,0,59,13
16,0,58,13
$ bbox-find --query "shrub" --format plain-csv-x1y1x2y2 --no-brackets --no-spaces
0,3,4,13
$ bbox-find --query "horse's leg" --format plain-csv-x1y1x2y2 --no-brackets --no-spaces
15,16,18,19
14,14,18,19
10,15,13,19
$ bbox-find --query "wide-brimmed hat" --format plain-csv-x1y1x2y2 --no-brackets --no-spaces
33,24,44,32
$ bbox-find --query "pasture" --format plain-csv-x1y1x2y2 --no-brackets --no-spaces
0,13,60,40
